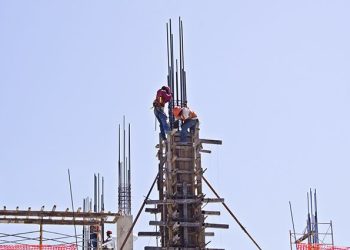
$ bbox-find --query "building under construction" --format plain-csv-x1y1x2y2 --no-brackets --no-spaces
119,18,262,250
0,17,263,250
0,117,135,249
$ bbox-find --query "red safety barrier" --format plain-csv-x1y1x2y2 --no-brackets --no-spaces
297,243,350,250
0,245,77,250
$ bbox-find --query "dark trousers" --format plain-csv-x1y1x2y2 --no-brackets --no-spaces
180,119,198,142
154,106,169,140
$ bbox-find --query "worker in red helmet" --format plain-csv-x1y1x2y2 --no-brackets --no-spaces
173,105,198,143
153,85,172,140
102,230,115,249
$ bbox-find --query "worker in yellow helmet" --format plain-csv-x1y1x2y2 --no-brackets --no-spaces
173,106,199,143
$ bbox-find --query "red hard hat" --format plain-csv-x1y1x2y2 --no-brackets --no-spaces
107,230,112,235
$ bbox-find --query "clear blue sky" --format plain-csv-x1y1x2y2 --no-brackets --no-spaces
1,1,350,249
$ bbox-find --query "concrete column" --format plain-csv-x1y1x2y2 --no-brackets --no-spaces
117,215,133,250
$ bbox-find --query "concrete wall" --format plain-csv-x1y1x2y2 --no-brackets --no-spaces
117,215,133,250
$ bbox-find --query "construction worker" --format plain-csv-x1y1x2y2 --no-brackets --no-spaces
153,85,172,140
102,230,115,249
90,225,100,250
173,106,199,143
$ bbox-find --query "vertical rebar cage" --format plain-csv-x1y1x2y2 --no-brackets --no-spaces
118,117,132,216
138,18,228,250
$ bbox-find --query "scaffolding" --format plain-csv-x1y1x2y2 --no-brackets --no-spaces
0,170,118,250
0,207,119,250
289,190,349,250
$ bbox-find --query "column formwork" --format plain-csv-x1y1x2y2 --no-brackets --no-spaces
140,125,227,250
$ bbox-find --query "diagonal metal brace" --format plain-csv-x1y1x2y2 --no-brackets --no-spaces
202,175,263,250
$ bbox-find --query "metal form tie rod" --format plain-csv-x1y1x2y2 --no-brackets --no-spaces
120,173,159,250
202,176,263,250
